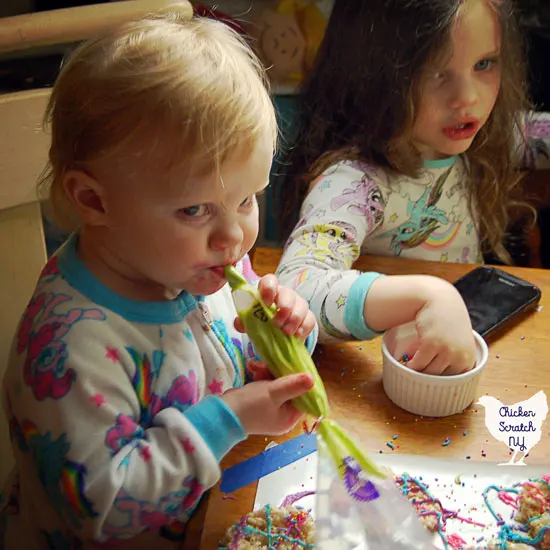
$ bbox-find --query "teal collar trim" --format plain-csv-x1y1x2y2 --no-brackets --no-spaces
423,156,458,169
57,234,197,324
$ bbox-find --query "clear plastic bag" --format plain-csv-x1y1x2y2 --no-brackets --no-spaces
314,437,436,550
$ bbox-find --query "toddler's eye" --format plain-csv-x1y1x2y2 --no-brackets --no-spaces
179,204,209,218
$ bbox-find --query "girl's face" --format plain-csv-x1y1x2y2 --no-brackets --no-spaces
411,0,502,160
93,132,273,298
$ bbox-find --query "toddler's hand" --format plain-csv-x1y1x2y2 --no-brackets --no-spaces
246,360,273,381
222,373,314,435
407,280,476,376
234,274,316,340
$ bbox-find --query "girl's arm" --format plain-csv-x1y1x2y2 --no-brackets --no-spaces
276,161,386,343
521,111,550,170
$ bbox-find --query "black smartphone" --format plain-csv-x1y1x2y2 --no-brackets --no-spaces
453,266,541,338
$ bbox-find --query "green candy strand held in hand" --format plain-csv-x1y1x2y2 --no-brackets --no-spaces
225,266,386,481
224,266,329,418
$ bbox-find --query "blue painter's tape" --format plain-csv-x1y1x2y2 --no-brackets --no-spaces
220,433,317,494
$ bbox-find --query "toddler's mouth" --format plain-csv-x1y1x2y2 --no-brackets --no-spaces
209,262,238,278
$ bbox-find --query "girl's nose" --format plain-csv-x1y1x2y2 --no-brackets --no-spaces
449,77,479,110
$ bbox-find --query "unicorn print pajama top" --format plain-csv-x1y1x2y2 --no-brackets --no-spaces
277,111,550,344
0,234,316,549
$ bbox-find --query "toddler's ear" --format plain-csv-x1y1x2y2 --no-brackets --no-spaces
62,170,107,226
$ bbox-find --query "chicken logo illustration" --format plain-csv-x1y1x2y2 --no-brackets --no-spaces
476,391,548,465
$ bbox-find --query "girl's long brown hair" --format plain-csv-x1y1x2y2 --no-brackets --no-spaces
276,0,531,262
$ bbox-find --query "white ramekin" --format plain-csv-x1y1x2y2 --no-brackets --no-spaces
381,323,489,417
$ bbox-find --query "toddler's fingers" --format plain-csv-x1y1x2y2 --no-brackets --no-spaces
233,317,245,333
258,274,278,307
246,360,273,381
280,403,305,432
269,373,314,406
271,286,296,327
280,294,310,336
295,310,316,341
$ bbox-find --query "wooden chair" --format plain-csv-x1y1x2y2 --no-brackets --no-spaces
0,0,193,487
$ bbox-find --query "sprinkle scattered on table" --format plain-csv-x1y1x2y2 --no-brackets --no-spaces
386,442,395,450
463,430,467,436
442,437,451,447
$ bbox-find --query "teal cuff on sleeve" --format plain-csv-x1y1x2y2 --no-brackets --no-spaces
304,322,318,354
344,272,385,340
184,395,247,461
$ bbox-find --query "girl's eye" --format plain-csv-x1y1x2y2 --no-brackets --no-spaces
179,204,209,218
474,58,497,72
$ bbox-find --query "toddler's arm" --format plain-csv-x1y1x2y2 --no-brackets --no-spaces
5,327,247,543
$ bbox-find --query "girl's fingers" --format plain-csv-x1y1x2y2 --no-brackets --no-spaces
405,344,437,372
420,349,451,376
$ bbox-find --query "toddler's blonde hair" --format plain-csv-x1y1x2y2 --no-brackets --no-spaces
40,6,277,230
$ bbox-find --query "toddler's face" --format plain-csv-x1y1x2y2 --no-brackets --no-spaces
96,133,273,297
412,0,502,160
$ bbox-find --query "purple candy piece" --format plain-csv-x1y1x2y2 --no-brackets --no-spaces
342,457,381,502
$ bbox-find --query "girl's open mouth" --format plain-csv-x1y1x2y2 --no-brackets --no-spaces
442,120,479,141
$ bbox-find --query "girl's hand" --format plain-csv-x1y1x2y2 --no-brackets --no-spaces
222,373,314,435
407,282,477,376
364,275,476,376
234,274,316,340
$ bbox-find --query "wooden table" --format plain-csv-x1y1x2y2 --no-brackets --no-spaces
187,249,550,550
